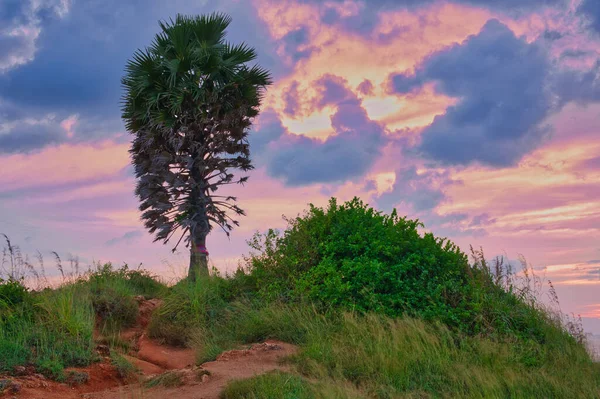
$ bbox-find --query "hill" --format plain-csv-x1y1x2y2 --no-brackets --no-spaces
1,198,599,398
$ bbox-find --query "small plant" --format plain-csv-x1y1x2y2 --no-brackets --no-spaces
66,370,90,386
37,358,65,381
111,352,139,380
92,286,139,333
0,278,30,307
145,371,185,388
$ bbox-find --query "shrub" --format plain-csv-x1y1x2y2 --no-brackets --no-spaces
0,279,30,307
239,197,584,345
244,198,476,329
111,352,139,380
84,263,167,333
86,263,167,300
91,286,138,332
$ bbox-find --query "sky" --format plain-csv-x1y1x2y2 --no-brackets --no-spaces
1,0,599,332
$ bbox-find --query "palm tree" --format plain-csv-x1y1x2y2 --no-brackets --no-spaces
121,13,272,280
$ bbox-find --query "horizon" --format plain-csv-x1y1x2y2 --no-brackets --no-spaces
1,0,599,333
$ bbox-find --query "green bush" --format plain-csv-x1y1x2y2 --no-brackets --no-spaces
91,286,138,332
0,282,95,377
84,263,167,333
85,263,167,300
244,198,476,329
239,197,578,344
0,279,30,307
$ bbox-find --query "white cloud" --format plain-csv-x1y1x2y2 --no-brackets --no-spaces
0,0,71,73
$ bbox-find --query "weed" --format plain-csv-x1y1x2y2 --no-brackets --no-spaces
66,370,90,386
145,371,185,388
111,352,139,380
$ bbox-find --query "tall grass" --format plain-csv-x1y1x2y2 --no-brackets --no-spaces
193,301,600,398
0,236,167,379
0,284,95,380
145,271,600,398
220,371,362,399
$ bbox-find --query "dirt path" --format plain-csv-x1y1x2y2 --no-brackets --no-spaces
2,298,297,399
88,340,297,399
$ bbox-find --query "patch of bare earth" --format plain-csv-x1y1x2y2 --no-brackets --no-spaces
2,297,298,399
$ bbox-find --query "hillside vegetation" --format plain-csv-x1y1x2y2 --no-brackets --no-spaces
1,198,599,398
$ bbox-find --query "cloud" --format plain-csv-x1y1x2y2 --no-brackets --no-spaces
0,0,70,73
376,166,452,212
560,49,591,59
0,0,286,152
253,75,388,186
389,19,555,167
543,30,564,41
280,26,316,62
470,213,497,226
283,81,301,117
105,230,143,247
555,61,600,106
312,0,566,37
316,74,357,108
249,110,287,157
580,156,600,171
578,0,600,34
0,113,70,153
357,79,375,95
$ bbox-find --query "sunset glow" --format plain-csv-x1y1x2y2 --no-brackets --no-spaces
1,0,599,333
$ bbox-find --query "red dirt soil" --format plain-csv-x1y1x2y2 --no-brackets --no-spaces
1,299,298,399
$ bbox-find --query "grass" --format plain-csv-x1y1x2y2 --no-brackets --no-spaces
143,273,600,398
1,229,599,398
0,284,96,380
0,250,167,379
220,371,363,399
111,351,140,380
145,370,186,388
220,372,315,399
187,300,600,398
148,275,230,347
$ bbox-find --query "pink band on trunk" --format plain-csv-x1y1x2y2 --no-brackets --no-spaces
196,245,209,255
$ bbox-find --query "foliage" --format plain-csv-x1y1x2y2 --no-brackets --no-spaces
242,198,476,329
145,370,186,388
121,13,272,278
221,372,315,399
111,351,139,380
0,261,167,379
238,197,585,345
85,263,167,300
0,284,95,379
91,286,138,332
148,276,229,346
0,279,30,307
66,370,90,386
192,300,600,399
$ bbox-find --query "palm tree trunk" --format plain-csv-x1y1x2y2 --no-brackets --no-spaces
189,233,209,281
188,147,210,281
